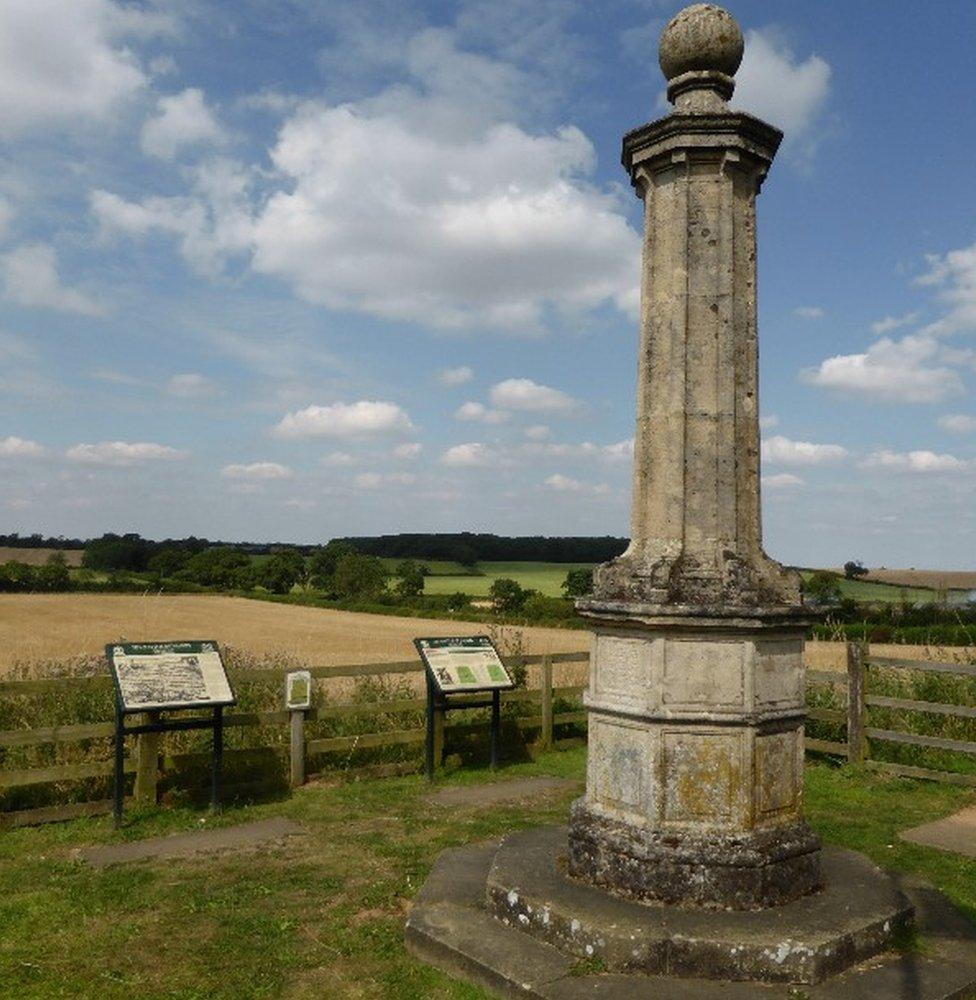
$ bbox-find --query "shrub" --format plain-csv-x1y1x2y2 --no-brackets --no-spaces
489,577,527,613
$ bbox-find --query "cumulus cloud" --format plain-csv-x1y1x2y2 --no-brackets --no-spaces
0,244,104,316
166,373,219,399
437,366,473,386
0,435,44,458
0,0,167,137
916,242,976,338
321,451,357,467
793,306,824,320
733,27,831,160
544,473,609,495
489,378,579,413
762,472,804,489
871,311,919,335
440,442,500,467
939,414,976,434
392,442,423,459
66,441,186,466
759,414,780,430
524,424,551,440
454,401,508,424
762,435,847,466
141,88,225,160
221,462,293,480
354,471,417,489
862,449,973,474
803,333,963,404
274,401,414,439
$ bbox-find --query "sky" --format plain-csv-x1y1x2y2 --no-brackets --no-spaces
0,0,975,569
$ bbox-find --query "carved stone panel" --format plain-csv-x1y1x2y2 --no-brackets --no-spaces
756,728,802,822
592,633,652,707
754,639,804,711
662,729,744,828
588,716,653,821
661,639,745,710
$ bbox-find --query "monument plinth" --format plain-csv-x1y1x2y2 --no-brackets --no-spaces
567,1,819,910
407,7,976,995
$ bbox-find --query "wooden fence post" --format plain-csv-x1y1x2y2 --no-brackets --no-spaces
539,658,554,749
846,642,867,763
289,709,306,788
133,711,160,806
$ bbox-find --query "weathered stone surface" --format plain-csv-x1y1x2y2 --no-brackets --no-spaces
405,833,976,998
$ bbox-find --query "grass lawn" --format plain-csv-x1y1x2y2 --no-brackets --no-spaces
1,749,975,999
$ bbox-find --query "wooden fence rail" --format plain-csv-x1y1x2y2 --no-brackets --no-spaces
4,643,976,828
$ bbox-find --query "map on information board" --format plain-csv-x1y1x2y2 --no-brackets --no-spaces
107,640,235,712
414,636,514,693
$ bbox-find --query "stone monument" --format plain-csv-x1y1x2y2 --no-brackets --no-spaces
568,0,820,911
406,7,976,995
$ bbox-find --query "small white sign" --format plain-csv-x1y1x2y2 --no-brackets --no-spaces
286,670,312,710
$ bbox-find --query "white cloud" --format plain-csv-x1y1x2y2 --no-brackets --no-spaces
733,27,831,155
322,451,356,467
762,472,804,489
283,497,317,509
141,88,225,160
437,366,473,386
519,438,633,463
863,449,973,474
524,424,551,440
274,401,415,439
0,244,104,316
544,473,609,495
803,333,963,403
166,373,219,399
939,414,976,434
871,311,919,335
762,435,848,466
221,462,293,481
489,378,579,414
66,441,186,466
440,442,500,467
393,442,423,459
0,435,44,458
793,306,824,320
354,471,417,489
601,438,634,462
759,414,780,430
455,401,508,424
0,0,165,137
916,242,976,338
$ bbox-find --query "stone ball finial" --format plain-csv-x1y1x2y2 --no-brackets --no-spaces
659,4,744,108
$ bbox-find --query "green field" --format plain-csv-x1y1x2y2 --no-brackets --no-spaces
797,571,957,605
420,561,596,598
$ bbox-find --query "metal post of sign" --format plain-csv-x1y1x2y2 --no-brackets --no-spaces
490,689,500,769
211,705,223,812
425,672,437,781
113,699,125,828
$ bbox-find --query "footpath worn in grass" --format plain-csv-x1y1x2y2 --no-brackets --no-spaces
1,750,974,999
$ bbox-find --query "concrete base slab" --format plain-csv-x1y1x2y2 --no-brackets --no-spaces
79,817,302,867
901,806,976,859
406,829,976,999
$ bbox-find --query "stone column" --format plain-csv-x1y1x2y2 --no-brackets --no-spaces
568,3,822,909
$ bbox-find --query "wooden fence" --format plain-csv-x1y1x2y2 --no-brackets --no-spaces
3,643,975,829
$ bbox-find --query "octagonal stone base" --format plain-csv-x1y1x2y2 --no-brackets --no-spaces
569,800,822,909
489,827,908,984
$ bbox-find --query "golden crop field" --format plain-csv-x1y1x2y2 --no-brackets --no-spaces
0,547,83,567
0,593,590,676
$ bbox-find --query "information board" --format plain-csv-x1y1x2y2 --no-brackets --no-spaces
415,636,514,693
107,640,235,712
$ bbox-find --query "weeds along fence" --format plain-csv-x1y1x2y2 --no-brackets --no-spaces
3,643,976,830
806,643,976,786
0,651,590,829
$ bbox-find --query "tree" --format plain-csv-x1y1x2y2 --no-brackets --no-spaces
147,547,190,578
489,577,527,613
308,540,356,591
35,552,70,592
562,568,594,599
83,533,151,572
843,560,869,580
804,570,843,605
0,561,35,592
178,547,252,588
394,559,427,598
257,550,304,594
332,552,388,599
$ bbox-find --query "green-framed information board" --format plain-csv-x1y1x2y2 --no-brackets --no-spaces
415,636,515,694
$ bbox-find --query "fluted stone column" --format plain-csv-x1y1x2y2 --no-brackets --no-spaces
568,4,822,909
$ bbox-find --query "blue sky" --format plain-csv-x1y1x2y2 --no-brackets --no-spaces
1,0,975,568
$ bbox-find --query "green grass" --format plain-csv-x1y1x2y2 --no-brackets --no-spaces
797,571,954,605
0,750,974,999
422,561,596,598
